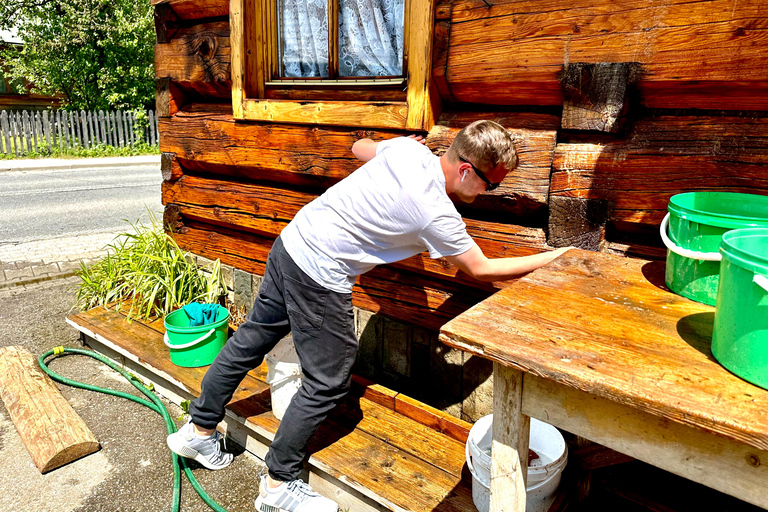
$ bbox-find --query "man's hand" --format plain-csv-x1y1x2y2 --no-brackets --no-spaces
408,134,426,145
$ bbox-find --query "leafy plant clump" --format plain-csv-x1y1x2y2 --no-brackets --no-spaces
75,214,224,321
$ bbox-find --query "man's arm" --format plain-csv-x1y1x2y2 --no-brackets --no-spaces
446,244,573,282
352,138,380,162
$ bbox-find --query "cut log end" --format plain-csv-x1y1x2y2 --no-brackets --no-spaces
42,441,101,474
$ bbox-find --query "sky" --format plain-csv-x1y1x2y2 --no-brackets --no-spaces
0,28,22,44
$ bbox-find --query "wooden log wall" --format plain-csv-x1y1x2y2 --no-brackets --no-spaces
155,0,768,330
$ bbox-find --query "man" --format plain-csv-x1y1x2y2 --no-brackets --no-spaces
167,120,572,512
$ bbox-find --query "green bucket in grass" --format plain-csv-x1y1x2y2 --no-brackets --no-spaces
163,305,229,367
712,228,768,390
661,192,768,305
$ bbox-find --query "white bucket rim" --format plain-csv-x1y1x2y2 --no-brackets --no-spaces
465,415,568,488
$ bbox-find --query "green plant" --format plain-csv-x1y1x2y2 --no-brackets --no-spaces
75,212,224,321
0,141,159,160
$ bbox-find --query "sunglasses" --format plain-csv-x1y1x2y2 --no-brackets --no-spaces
459,156,501,191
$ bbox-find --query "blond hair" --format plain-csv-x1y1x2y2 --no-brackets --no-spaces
446,120,517,172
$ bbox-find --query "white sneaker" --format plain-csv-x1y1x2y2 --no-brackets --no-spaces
166,420,233,470
254,475,338,512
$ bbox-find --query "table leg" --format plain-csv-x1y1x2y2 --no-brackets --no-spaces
490,363,530,512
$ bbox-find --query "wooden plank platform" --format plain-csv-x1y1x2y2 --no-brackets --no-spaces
67,306,476,512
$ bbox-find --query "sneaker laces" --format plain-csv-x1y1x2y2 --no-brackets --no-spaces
285,479,320,502
206,430,229,465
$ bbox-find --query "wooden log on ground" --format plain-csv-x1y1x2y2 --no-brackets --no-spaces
447,0,768,110
0,346,100,473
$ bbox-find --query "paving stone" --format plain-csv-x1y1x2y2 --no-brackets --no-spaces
4,266,35,281
32,262,61,277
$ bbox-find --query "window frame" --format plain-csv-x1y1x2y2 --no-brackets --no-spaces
231,0,440,130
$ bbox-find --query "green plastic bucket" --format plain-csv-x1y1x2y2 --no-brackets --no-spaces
163,305,229,367
712,228,768,390
661,192,768,305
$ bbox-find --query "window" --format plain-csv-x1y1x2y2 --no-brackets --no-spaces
0,68,6,94
231,0,440,130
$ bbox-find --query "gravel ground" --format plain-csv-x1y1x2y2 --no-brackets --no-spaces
0,277,265,512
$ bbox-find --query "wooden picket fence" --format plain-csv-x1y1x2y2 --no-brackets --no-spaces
0,109,159,156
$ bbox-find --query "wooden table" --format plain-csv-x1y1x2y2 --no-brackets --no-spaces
439,249,768,511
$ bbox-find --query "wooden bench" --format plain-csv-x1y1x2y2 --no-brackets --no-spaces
66,306,478,512
440,249,768,511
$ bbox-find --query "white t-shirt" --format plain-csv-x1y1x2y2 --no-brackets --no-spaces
280,137,476,293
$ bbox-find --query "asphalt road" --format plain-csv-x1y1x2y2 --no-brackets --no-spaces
0,165,163,243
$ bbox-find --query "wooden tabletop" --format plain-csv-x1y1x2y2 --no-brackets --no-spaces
439,249,768,452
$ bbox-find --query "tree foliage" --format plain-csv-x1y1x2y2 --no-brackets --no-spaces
1,0,155,110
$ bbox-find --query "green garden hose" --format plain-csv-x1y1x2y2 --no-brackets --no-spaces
38,346,229,512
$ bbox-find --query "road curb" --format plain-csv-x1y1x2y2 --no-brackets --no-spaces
0,269,78,291
0,155,161,173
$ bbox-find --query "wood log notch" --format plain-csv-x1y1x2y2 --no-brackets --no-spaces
560,63,642,133
151,0,229,22
153,3,180,44
161,151,183,181
548,196,612,251
0,346,100,473
156,78,186,117
431,1,455,103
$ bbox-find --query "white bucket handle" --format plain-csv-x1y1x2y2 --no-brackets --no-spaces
660,213,722,262
163,329,215,350
465,440,477,478
754,274,768,292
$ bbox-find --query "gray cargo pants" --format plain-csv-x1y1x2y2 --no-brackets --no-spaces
189,236,358,481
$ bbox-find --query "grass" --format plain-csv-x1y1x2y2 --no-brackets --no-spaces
0,141,159,160
75,212,224,322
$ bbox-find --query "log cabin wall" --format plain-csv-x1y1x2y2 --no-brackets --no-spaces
153,0,768,421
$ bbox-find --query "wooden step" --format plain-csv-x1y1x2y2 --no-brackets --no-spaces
66,306,476,512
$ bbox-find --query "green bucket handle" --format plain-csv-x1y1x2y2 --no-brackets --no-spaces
163,329,216,350
754,274,768,293
660,213,722,262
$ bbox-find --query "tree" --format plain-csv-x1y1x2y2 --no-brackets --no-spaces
0,0,155,111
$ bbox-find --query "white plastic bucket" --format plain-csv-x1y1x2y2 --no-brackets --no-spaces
265,336,303,420
466,415,568,512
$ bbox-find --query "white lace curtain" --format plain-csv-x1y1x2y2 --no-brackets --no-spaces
277,0,404,78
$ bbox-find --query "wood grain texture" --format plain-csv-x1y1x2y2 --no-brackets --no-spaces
446,0,768,109
154,21,230,83
439,248,768,452
0,346,100,473
551,115,768,228
523,374,768,509
161,173,548,264
490,364,529,512
66,307,479,512
159,108,404,187
426,111,559,217
151,0,228,20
